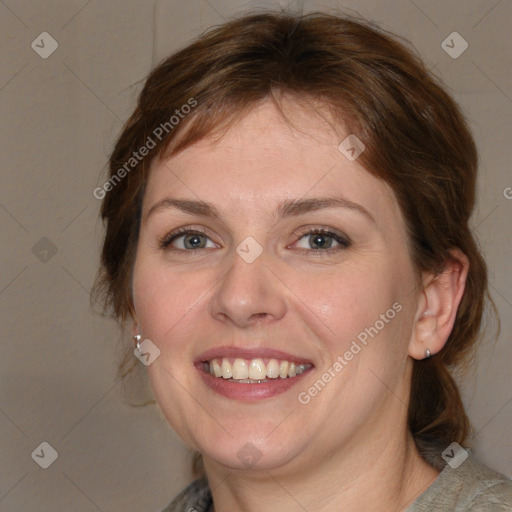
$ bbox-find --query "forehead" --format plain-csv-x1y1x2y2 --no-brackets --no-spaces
143,100,402,230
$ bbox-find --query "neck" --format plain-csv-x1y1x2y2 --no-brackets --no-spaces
203,430,438,512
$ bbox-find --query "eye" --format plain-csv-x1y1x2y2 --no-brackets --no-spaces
158,227,350,254
159,228,219,251
293,228,351,254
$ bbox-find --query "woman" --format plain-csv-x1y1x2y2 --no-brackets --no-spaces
94,11,512,511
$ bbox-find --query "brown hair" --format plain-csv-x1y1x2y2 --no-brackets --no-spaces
93,10,498,465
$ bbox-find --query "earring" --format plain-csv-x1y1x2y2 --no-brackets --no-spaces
134,334,142,352
425,348,431,359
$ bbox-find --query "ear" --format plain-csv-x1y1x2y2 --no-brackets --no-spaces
408,249,469,360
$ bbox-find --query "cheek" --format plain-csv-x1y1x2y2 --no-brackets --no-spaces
288,261,398,343
132,257,206,346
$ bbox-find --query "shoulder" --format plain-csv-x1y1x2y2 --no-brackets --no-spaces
408,452,512,511
156,477,212,512
466,457,512,510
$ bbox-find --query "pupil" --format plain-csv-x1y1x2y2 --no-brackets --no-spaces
186,234,204,249
311,234,330,249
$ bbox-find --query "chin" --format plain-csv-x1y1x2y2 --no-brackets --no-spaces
198,431,307,473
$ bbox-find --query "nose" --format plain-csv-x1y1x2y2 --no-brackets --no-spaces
209,248,287,328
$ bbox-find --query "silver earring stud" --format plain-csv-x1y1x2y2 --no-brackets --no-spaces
134,334,142,351
425,348,431,359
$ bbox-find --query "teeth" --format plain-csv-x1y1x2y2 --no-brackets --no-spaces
296,364,307,375
232,358,249,379
221,359,233,379
207,357,311,380
279,361,289,378
234,379,271,384
249,359,266,380
266,359,280,378
211,359,222,378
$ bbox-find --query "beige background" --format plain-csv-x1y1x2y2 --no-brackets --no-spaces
0,0,510,510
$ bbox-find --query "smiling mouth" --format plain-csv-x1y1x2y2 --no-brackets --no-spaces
200,357,313,383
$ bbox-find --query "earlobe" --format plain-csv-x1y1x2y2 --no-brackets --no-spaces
408,249,469,360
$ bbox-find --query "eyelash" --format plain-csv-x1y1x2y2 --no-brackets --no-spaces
158,227,351,256
294,228,351,255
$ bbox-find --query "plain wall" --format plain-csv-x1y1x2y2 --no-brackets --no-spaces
0,0,510,510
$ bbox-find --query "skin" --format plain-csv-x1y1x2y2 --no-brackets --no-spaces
131,99,468,511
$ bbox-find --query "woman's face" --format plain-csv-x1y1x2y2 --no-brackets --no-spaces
132,100,421,473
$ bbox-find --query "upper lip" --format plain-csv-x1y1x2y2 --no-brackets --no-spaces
194,346,313,365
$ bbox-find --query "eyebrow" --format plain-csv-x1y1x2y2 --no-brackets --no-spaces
145,196,376,224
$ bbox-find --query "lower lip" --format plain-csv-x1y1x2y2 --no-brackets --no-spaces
196,366,313,401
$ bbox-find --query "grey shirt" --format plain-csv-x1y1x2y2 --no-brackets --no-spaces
158,454,512,511
406,454,512,511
